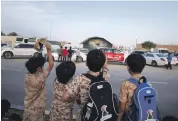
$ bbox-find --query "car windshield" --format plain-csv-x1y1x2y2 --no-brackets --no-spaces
156,54,166,57
159,50,169,53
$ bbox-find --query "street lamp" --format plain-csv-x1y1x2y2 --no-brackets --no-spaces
49,22,52,41
136,37,139,49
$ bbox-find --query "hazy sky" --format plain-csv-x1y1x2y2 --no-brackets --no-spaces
1,1,178,46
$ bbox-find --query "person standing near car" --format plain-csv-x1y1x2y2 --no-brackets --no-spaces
68,47,73,61
58,46,63,62
167,53,173,70
63,47,68,62
76,48,80,62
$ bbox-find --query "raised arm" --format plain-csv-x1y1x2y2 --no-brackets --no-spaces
34,40,40,51
103,55,110,81
45,43,54,73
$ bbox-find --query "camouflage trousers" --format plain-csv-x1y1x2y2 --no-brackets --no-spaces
75,105,83,121
23,107,45,121
49,107,73,121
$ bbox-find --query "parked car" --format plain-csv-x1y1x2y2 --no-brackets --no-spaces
1,44,9,51
72,49,87,62
176,57,178,65
1,43,7,47
132,50,147,56
170,53,178,65
1,43,38,59
173,56,178,65
72,48,89,55
174,52,178,57
100,48,128,63
79,48,89,54
144,53,177,67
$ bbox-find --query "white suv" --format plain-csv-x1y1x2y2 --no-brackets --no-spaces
1,43,38,59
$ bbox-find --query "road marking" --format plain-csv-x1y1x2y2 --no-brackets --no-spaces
1,68,23,71
150,81,168,84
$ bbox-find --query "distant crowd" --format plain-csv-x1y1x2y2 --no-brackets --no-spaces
1,39,178,121
58,46,74,62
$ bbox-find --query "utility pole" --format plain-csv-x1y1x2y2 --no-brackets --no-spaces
49,22,52,41
136,38,138,49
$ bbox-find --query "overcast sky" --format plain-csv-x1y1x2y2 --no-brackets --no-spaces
1,1,178,47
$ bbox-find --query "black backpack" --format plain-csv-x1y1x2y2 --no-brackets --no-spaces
81,73,119,121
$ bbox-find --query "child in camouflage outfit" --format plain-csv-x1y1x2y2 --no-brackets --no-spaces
50,61,76,121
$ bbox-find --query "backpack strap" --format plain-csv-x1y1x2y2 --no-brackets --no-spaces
128,78,139,87
128,76,147,87
83,73,105,84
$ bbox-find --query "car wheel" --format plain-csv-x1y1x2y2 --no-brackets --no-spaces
151,61,157,67
77,56,83,62
3,51,13,59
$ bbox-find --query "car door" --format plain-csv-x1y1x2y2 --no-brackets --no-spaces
26,44,37,56
13,44,29,56
145,54,154,65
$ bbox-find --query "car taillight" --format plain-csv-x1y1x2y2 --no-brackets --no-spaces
160,58,165,61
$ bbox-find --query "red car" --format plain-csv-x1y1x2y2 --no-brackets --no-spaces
100,48,126,63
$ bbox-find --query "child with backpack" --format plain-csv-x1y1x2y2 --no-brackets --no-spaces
49,61,76,121
24,42,54,121
117,54,160,121
63,49,119,121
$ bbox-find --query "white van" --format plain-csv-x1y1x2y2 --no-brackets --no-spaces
151,48,169,55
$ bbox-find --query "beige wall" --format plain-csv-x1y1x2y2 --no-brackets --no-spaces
1,36,17,46
136,44,178,52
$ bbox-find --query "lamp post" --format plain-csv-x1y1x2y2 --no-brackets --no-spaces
136,38,138,49
136,37,139,49
49,22,52,41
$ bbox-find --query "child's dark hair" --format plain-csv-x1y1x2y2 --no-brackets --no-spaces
56,61,76,84
1,99,11,119
162,116,178,121
25,56,46,74
87,49,105,72
126,54,146,73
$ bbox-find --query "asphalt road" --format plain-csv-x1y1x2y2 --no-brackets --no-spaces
1,59,178,117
